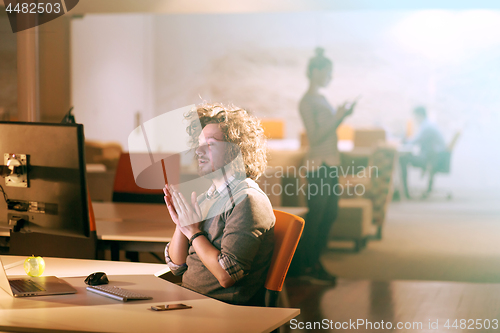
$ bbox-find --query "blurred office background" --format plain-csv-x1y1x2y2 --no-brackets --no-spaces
2,1,500,326
68,10,500,193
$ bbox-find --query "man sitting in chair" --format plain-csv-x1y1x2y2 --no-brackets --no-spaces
164,103,275,306
400,106,446,199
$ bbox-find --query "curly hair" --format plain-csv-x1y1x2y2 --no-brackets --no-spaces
185,102,267,180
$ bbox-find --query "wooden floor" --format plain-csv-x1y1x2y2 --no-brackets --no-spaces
282,277,500,332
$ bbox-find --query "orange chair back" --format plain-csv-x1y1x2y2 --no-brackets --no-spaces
112,153,180,203
113,153,164,195
337,124,354,141
265,210,304,292
261,119,285,139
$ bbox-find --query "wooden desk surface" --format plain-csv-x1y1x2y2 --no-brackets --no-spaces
93,202,173,243
96,220,174,242
0,256,299,333
93,202,171,223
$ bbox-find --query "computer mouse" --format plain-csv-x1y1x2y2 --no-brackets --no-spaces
84,272,109,286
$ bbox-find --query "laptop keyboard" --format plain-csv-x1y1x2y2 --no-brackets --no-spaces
86,285,153,302
9,279,46,293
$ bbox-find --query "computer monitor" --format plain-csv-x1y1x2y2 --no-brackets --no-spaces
0,122,95,258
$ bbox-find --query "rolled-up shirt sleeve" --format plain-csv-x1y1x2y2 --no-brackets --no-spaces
218,193,275,282
218,253,245,282
164,242,187,276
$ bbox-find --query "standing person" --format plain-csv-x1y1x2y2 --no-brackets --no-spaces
289,48,356,283
164,103,275,306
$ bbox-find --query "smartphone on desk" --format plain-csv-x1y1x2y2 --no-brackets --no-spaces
151,304,192,311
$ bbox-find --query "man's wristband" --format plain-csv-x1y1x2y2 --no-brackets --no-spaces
189,231,207,246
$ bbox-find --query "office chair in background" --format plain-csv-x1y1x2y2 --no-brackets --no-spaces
423,131,461,199
112,153,166,204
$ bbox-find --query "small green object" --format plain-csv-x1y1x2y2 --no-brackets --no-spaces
24,255,45,277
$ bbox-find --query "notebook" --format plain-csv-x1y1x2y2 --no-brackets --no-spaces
0,257,77,297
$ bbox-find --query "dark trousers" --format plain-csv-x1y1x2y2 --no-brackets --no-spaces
289,164,339,275
399,153,428,198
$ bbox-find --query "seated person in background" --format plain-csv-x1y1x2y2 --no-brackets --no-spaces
164,103,275,306
400,106,446,198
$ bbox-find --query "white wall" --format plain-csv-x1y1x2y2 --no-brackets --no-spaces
151,11,500,191
152,11,500,138
71,10,500,191
71,14,154,149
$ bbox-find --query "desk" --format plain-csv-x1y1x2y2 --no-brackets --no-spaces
93,202,171,225
93,202,174,259
0,255,299,333
93,202,308,260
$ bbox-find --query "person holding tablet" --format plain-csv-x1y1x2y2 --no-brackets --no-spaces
289,48,357,283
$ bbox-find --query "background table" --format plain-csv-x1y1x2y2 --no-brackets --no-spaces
93,202,173,260
93,202,307,261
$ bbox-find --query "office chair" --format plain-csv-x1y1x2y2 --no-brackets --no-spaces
265,210,304,308
112,153,165,203
424,131,461,198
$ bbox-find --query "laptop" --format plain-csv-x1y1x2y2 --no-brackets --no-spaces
0,257,77,297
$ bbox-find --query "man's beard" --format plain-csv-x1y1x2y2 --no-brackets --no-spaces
198,166,217,179
198,160,218,179
198,161,229,179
